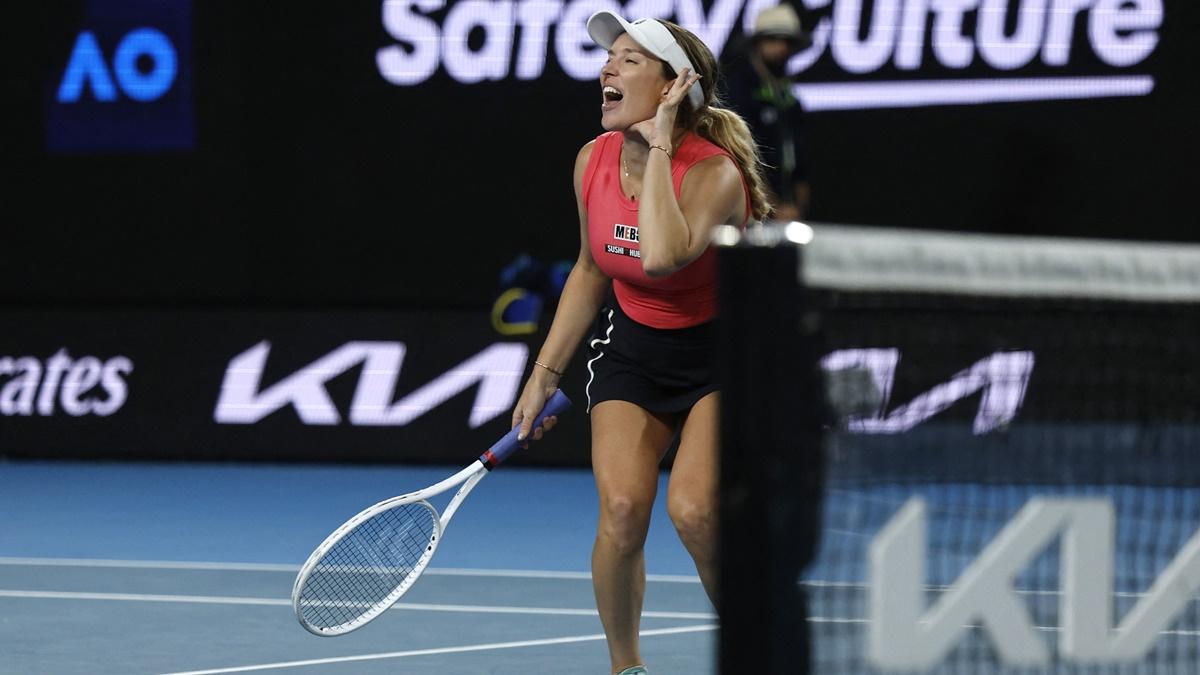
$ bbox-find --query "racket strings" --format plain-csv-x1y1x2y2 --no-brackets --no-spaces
298,503,437,630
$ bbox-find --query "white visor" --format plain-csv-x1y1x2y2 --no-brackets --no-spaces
587,11,705,110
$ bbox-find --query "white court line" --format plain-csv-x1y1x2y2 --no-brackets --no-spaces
15,589,1191,640
801,579,1200,603
806,616,1199,638
0,557,300,572
0,556,701,583
0,590,288,606
0,589,714,620
155,624,718,675
5,558,1188,602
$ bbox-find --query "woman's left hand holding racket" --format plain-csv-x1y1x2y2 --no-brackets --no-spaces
512,362,564,447
292,389,571,636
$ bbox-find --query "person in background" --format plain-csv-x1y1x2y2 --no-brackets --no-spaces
724,4,812,221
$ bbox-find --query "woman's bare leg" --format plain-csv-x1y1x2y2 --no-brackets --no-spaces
591,400,676,673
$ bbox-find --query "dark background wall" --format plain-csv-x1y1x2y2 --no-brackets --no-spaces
6,0,1196,309
2,1,1194,464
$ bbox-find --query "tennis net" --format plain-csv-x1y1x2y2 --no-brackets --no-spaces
718,223,1200,674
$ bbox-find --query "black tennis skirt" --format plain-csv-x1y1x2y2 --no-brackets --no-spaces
584,295,718,415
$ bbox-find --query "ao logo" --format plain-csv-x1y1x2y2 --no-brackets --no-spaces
58,28,178,103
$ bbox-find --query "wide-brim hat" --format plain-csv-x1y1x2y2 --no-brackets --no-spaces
752,5,812,51
587,11,705,109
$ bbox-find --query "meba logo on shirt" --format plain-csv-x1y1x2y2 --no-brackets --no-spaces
606,224,641,259
613,224,638,243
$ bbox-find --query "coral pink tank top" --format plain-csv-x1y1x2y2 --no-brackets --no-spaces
582,131,750,329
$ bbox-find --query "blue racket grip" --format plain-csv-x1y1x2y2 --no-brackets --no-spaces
480,389,572,469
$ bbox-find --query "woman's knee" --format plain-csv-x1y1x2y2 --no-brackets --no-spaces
668,495,717,547
597,492,655,555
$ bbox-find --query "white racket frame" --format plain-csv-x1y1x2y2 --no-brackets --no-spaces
292,460,488,636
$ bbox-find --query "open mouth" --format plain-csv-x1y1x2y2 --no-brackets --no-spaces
602,85,624,110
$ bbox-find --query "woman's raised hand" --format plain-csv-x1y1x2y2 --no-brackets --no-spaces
630,68,701,145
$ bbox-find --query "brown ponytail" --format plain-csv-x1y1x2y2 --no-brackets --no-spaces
659,21,773,222
694,107,772,222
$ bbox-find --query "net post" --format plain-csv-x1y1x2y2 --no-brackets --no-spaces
715,226,826,675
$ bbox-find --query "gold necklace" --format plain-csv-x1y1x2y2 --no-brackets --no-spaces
621,154,635,200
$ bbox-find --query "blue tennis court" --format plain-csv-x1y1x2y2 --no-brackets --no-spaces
0,461,716,675
6,460,1198,673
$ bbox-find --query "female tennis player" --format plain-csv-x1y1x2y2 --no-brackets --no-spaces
511,12,770,675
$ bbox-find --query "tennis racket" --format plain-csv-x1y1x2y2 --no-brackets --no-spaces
292,389,571,636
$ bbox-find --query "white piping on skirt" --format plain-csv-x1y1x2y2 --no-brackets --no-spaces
585,309,616,413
